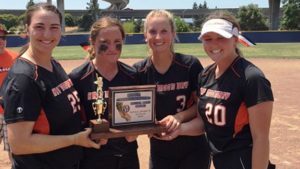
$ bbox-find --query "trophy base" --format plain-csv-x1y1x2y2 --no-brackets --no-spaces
90,124,167,140
90,119,110,133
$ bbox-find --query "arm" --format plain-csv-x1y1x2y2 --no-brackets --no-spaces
8,121,104,155
174,91,198,123
154,113,205,141
178,113,205,136
248,101,273,169
159,92,198,132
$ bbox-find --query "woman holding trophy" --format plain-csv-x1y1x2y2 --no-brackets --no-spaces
0,3,102,169
69,17,140,169
133,10,210,169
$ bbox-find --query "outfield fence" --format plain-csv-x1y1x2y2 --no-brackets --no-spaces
6,31,300,47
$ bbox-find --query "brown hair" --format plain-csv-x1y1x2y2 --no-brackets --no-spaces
88,16,125,60
203,10,243,56
19,3,62,55
144,9,176,56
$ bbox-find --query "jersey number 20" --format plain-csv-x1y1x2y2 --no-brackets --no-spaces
205,103,226,126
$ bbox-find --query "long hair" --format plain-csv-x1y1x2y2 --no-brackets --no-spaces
19,3,62,55
144,9,176,56
87,16,125,60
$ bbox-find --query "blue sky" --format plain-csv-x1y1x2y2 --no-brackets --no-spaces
0,0,270,9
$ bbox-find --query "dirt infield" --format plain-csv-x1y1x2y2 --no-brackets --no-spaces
1,58,299,169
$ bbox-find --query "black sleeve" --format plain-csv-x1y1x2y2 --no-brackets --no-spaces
190,57,204,92
68,71,78,90
3,74,42,123
132,62,139,70
244,74,274,108
196,70,203,97
68,69,79,85
132,61,143,85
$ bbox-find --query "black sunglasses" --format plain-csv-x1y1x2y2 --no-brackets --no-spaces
0,36,6,40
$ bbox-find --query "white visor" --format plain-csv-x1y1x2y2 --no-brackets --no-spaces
199,19,239,39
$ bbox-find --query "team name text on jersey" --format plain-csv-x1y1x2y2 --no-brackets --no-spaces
157,81,189,92
200,87,231,100
52,79,74,97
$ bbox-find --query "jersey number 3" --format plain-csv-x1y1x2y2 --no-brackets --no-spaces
205,103,226,126
176,95,186,112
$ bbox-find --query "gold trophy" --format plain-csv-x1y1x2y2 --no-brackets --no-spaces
90,76,109,133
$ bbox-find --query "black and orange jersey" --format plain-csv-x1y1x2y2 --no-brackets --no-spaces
133,53,202,120
0,57,82,168
133,53,208,160
197,56,274,154
69,61,138,156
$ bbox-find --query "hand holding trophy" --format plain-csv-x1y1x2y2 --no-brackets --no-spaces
89,84,166,140
90,75,110,133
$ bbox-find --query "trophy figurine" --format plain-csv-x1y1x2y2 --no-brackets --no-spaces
90,76,110,133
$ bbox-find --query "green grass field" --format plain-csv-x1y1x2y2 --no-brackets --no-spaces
9,43,300,60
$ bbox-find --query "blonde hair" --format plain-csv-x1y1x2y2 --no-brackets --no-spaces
88,16,125,60
144,9,176,56
203,10,243,56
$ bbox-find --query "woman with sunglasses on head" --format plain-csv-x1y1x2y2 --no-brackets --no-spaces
69,16,140,169
197,11,275,169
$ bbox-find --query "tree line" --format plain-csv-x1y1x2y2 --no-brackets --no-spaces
0,0,299,34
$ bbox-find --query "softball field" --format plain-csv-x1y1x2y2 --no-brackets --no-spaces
1,58,299,169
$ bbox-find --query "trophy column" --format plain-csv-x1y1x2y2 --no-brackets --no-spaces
90,76,110,133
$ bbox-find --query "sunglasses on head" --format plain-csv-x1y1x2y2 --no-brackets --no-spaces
0,36,7,40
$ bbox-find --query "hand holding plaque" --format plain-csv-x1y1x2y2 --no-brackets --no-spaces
90,76,109,133
90,85,166,140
